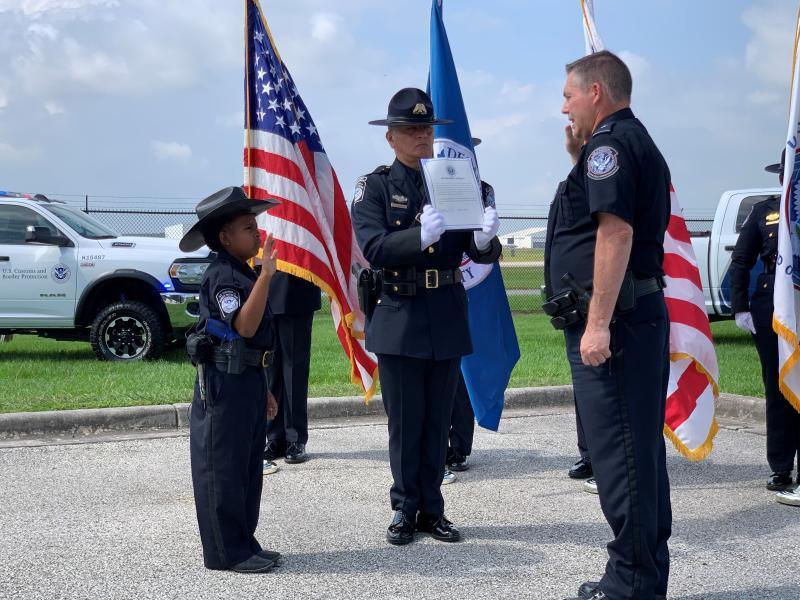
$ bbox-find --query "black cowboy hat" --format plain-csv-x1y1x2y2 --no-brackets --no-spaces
471,137,482,147
179,186,279,252
765,149,786,174
368,88,453,127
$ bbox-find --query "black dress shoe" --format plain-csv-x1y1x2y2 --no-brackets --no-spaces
264,440,286,462
446,448,469,472
257,549,282,564
415,513,462,542
568,457,593,479
578,581,665,600
767,471,793,490
386,510,415,545
230,555,275,574
285,442,308,464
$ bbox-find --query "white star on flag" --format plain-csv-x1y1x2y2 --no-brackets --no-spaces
289,122,301,136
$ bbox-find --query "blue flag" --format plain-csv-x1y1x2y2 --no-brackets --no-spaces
428,0,520,431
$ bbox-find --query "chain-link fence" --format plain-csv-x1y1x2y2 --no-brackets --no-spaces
81,205,713,313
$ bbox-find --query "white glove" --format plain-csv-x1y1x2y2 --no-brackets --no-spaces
420,204,446,250
473,206,499,250
735,312,756,334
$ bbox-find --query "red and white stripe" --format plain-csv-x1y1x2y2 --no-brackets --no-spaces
663,187,719,458
582,2,718,459
244,129,378,399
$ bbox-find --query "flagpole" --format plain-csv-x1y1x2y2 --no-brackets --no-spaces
244,0,253,195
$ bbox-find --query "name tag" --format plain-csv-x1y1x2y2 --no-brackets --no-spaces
390,194,409,209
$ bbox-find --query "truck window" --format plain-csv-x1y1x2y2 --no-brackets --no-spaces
42,204,118,239
0,205,59,245
736,194,780,232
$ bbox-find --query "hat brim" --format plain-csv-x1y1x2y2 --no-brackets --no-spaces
368,117,454,127
179,197,279,253
765,163,782,174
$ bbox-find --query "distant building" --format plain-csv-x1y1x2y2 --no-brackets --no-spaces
500,226,547,249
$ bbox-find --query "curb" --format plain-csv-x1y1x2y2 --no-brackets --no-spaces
0,386,765,440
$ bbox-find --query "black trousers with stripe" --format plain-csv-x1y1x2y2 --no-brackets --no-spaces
190,365,267,569
565,292,672,599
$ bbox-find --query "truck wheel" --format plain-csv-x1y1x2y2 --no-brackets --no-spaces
90,301,165,361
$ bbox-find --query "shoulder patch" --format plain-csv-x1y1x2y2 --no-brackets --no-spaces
353,176,367,204
215,289,241,317
587,146,620,180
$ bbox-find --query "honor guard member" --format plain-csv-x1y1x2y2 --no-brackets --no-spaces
181,187,282,574
730,151,800,493
264,272,321,465
351,88,501,545
547,52,672,600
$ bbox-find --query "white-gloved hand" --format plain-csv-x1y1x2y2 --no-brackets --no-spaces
420,204,447,250
473,206,500,250
734,312,756,334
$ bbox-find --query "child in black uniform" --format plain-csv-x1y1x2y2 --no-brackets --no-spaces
179,186,281,574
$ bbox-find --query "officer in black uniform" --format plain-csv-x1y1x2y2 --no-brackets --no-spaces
351,88,501,546
264,272,321,465
180,187,282,574
547,52,672,600
730,151,800,491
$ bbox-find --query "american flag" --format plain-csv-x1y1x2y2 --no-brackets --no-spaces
581,0,719,459
243,0,378,399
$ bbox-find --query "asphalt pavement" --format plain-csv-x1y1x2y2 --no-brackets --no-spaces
0,407,797,600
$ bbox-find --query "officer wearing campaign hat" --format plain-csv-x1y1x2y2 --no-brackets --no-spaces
352,88,501,545
730,151,800,493
182,187,285,574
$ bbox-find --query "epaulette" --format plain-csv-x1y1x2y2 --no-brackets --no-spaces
592,121,617,137
371,165,391,175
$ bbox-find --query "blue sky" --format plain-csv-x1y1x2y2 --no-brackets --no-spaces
0,0,795,216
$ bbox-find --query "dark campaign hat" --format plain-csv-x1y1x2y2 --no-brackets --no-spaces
472,137,482,147
765,149,786,174
179,186,279,252
368,88,453,127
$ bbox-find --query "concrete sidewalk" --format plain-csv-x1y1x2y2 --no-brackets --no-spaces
0,386,769,441
1,408,798,599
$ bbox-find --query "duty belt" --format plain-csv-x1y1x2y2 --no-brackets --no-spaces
212,347,273,369
381,267,463,296
634,276,666,298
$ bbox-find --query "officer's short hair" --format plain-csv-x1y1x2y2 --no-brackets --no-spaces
566,50,632,104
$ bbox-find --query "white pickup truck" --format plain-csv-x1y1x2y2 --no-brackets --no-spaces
691,187,781,319
0,192,210,360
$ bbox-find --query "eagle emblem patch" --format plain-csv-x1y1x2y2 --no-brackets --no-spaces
216,289,241,316
587,146,620,180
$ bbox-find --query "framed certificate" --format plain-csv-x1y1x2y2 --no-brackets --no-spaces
419,157,484,231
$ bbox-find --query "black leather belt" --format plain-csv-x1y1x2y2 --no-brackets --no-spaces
381,267,462,295
212,348,273,368
634,276,665,298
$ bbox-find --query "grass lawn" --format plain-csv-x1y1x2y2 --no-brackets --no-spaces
0,312,764,413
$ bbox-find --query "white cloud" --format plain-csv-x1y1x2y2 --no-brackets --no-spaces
500,81,535,104
472,113,530,138
310,12,343,43
0,141,41,162
0,0,115,15
617,50,651,82
44,100,64,115
151,140,192,162
742,0,796,87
